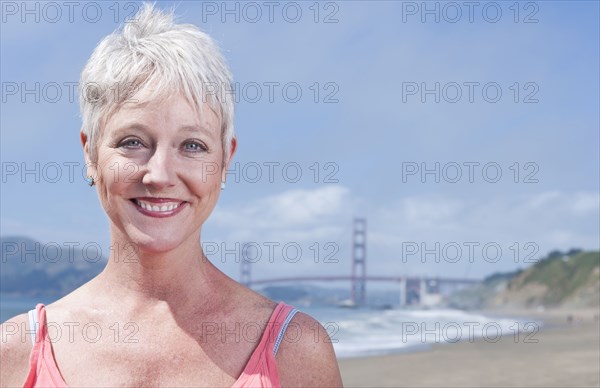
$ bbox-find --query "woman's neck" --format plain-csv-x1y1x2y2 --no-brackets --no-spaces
95,229,224,316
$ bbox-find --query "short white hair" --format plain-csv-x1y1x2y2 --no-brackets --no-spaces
79,2,235,163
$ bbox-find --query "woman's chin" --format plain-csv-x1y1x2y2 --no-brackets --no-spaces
137,240,181,253
124,230,188,254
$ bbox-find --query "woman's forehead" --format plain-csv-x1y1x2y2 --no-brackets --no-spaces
107,92,221,134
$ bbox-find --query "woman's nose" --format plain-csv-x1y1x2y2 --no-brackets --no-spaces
141,147,177,188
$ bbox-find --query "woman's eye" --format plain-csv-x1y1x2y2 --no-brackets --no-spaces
183,141,207,152
119,138,143,148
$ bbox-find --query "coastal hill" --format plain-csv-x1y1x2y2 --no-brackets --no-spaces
0,235,105,296
447,249,600,310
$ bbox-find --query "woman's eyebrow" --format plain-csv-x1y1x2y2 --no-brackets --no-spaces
179,125,218,139
110,124,217,138
110,123,149,137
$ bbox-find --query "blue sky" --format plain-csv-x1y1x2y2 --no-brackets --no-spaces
1,1,599,284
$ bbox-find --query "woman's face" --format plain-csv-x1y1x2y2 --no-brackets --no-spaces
82,92,235,253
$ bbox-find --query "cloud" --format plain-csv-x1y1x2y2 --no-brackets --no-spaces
365,190,599,278
372,190,598,242
209,185,355,242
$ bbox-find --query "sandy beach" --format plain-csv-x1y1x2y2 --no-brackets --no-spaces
338,308,600,387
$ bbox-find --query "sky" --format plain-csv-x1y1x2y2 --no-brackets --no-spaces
1,0,599,286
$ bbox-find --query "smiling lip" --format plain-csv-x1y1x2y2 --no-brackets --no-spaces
130,197,187,218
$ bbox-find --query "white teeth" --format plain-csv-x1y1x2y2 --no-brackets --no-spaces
135,199,182,213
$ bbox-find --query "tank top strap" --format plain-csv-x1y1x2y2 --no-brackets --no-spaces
24,304,69,387
233,302,300,387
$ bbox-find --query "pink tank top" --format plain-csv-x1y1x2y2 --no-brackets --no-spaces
23,302,299,388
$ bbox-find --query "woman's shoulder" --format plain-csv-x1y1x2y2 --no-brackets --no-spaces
275,310,343,387
0,312,33,387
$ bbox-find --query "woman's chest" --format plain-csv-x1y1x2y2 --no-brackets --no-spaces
48,326,256,387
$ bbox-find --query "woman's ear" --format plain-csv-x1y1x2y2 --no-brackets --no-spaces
80,130,97,179
222,136,237,181
80,131,89,161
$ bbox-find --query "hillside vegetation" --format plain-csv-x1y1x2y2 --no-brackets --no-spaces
447,250,600,310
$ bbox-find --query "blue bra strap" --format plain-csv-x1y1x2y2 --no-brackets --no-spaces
273,308,299,356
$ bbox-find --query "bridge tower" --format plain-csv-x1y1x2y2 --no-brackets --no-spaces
351,218,367,306
240,243,252,286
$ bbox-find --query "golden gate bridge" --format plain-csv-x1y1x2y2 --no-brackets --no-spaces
240,218,481,307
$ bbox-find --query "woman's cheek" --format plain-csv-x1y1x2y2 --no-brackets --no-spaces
95,158,123,213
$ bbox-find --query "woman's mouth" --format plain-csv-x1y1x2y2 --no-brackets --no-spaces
130,198,187,218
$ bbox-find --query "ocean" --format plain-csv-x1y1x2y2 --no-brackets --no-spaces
1,294,542,359
303,305,543,358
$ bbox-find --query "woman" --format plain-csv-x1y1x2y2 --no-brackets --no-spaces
0,3,343,387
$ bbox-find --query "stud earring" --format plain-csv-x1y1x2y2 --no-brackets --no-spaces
221,181,226,190
85,176,95,186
